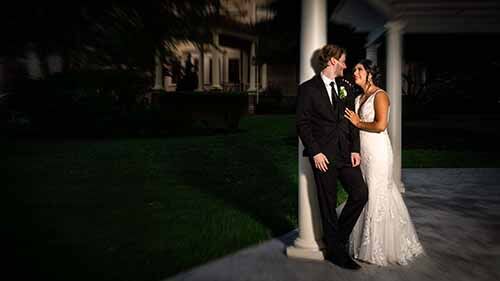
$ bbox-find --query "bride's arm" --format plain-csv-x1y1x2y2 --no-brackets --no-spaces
345,92,390,133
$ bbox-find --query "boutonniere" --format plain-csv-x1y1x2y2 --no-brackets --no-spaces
339,86,348,99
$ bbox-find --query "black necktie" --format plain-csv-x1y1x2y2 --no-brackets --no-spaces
329,81,339,104
330,81,344,119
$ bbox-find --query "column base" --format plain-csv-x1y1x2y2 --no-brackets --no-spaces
210,85,222,90
286,245,325,260
286,236,325,260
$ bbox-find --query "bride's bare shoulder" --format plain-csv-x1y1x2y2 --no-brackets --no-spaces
374,89,390,105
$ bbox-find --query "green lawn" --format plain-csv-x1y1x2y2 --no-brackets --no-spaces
4,115,299,281
3,114,498,281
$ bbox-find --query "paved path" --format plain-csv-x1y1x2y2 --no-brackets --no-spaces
166,169,500,281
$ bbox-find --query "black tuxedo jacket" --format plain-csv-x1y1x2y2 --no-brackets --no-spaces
296,75,360,167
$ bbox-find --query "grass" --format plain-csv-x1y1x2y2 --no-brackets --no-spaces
4,115,300,281
3,114,498,281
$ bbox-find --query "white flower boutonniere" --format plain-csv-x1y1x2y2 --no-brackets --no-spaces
339,86,348,100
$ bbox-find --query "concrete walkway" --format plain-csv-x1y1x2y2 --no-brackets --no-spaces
166,169,500,281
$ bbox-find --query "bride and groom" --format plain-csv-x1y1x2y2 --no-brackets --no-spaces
296,44,424,270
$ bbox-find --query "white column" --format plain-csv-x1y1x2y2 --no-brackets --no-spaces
365,43,379,65
242,51,248,90
0,61,4,92
260,63,268,90
286,0,326,261
385,21,405,193
197,45,205,91
249,0,256,24
248,41,257,92
211,33,222,90
204,54,211,87
153,51,163,90
222,50,227,86
47,54,63,75
26,49,43,80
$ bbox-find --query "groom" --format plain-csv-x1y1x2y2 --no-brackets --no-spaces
296,44,368,270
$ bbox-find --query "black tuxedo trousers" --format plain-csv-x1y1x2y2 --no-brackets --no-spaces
308,159,368,252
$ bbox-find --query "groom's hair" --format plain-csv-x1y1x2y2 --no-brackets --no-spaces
318,44,346,70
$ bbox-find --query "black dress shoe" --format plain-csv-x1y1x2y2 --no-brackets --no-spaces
326,254,361,270
343,257,361,270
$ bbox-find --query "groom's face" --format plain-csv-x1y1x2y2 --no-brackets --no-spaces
332,53,347,77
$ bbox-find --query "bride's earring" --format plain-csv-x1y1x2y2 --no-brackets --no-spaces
367,74,374,90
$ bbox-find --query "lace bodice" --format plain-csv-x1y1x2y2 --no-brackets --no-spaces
355,90,388,127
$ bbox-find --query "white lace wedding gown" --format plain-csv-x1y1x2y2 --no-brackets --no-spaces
349,90,424,266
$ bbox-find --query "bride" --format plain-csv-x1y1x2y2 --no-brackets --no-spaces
344,59,424,265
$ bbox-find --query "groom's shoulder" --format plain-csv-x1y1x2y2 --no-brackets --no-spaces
299,76,319,91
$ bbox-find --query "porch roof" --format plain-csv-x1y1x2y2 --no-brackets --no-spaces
331,0,500,44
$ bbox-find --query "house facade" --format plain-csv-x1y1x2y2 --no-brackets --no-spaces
163,0,275,94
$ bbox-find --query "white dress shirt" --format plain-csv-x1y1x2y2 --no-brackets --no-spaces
320,73,338,105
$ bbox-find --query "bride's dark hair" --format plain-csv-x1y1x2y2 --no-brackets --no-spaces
357,59,381,86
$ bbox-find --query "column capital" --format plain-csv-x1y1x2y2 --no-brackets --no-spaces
385,20,406,33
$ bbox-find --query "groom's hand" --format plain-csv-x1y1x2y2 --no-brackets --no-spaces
313,153,330,172
351,153,361,167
